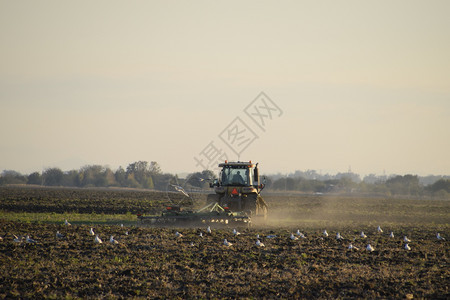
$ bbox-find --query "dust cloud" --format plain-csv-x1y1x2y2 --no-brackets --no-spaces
257,193,450,230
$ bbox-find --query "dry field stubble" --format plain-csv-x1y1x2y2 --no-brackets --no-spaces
0,186,449,298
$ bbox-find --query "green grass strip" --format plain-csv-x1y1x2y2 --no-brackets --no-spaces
0,210,137,225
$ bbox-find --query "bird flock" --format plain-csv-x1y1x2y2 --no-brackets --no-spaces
166,224,446,253
8,220,129,246
4,220,446,253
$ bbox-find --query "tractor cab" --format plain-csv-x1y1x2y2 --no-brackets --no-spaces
208,161,267,217
221,164,251,186
211,161,263,188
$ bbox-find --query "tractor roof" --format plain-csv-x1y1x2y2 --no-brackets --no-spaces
218,161,256,168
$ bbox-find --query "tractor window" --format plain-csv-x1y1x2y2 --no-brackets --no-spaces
221,167,249,186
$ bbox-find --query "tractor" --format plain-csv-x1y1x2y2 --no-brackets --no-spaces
208,161,268,218
137,160,266,227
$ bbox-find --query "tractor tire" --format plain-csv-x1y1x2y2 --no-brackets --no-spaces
245,194,258,214
206,193,221,205
257,195,268,219
246,194,268,218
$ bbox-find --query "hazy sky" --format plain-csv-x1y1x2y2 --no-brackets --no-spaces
1,1,449,176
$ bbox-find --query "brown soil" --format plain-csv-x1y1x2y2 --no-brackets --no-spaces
0,186,449,298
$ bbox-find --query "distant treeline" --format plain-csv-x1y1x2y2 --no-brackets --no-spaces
267,174,450,198
0,161,215,192
1,161,449,198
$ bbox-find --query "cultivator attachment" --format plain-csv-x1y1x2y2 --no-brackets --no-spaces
137,202,251,227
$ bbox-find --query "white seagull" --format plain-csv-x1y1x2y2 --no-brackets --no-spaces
336,232,343,240
389,232,395,238
56,231,64,239
377,226,383,233
199,232,203,238
360,231,367,238
256,234,260,239
175,231,183,238
348,243,359,250
366,244,375,252
404,243,411,251
206,226,212,234
256,239,265,247
223,239,232,247
13,235,23,243
403,236,411,243
109,236,119,244
290,233,298,240
437,233,445,240
323,230,329,237
94,235,103,244
26,235,37,243
233,229,241,236
64,219,71,226
266,235,277,238
89,228,95,236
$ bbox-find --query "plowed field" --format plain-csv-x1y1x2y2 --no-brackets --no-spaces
0,186,449,298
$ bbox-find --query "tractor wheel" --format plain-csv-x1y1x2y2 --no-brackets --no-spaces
245,194,258,215
257,195,268,219
246,194,268,218
206,193,221,205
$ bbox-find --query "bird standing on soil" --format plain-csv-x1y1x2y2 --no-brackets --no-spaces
348,243,359,250
206,226,212,234
175,231,183,238
223,239,232,247
366,244,375,252
25,235,37,243
297,231,306,239
89,228,95,236
199,232,203,238
389,232,395,238
336,232,343,240
290,233,298,240
64,220,71,226
109,236,119,244
94,235,103,244
360,231,367,238
403,236,411,242
323,230,328,237
13,235,23,243
56,231,64,239
233,229,240,236
436,233,445,240
377,226,383,233
404,243,411,251
256,239,265,247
